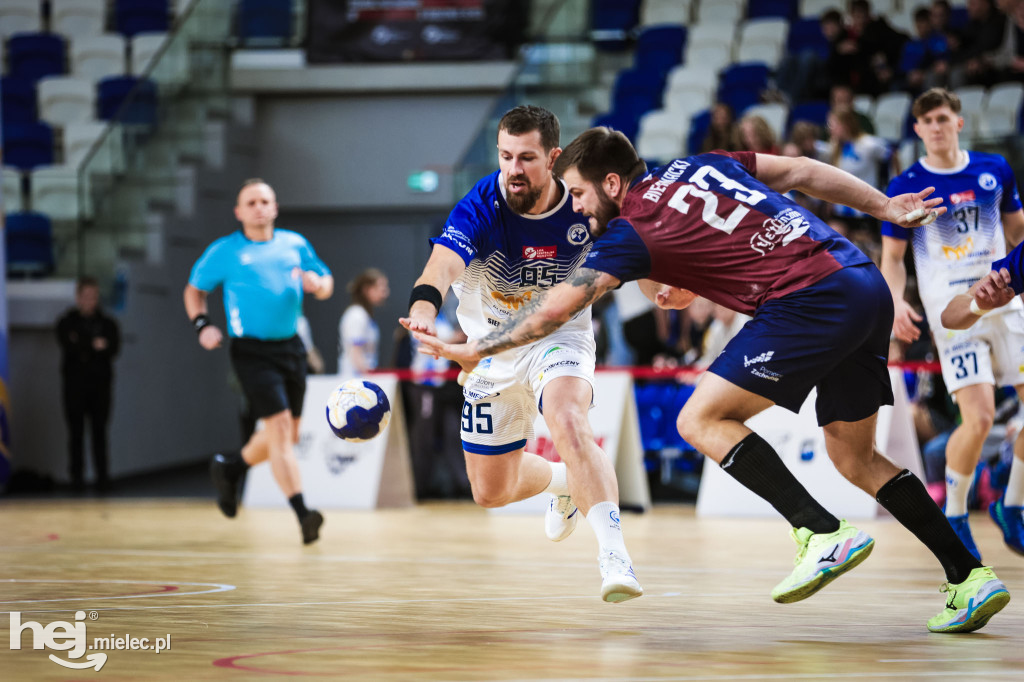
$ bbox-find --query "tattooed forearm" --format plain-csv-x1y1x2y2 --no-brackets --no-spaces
475,268,612,357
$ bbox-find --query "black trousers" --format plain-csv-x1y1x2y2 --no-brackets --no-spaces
62,378,111,484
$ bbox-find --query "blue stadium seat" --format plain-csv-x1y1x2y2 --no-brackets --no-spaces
591,0,640,51
719,63,771,92
115,0,169,37
98,76,158,125
788,100,830,131
1,122,55,170
0,76,38,123
238,0,293,41
592,111,639,141
748,0,797,20
5,212,55,277
686,109,712,154
613,68,664,124
662,383,696,451
718,87,761,116
787,18,830,59
7,33,66,83
634,25,686,79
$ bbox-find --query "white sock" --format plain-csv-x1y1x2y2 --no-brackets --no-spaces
1004,455,1024,507
586,501,629,556
945,466,975,516
543,460,569,496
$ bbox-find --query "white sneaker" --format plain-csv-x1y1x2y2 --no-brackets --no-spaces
599,550,643,603
545,495,579,542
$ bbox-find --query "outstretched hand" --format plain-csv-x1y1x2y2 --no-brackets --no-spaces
412,331,481,373
974,268,1016,312
885,186,946,227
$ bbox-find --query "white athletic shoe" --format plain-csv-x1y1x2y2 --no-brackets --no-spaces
599,550,643,603
545,495,579,542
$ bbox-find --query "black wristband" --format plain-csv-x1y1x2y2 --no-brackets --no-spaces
409,284,443,313
192,314,211,334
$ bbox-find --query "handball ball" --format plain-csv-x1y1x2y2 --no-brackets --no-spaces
325,379,391,443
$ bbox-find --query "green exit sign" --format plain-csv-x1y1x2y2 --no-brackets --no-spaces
407,170,439,193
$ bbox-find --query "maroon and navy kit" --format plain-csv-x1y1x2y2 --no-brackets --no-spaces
584,151,894,424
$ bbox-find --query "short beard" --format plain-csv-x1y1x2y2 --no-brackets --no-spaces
505,178,543,214
590,183,621,235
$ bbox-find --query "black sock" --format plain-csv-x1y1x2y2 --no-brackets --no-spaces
224,451,249,478
875,469,983,584
720,433,840,533
289,493,309,519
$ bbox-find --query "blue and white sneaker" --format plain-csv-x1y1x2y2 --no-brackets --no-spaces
988,499,1024,556
545,495,578,542
946,513,982,561
599,550,643,603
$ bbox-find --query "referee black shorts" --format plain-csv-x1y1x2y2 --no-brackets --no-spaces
229,335,308,419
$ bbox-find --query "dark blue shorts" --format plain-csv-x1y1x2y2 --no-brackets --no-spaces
708,264,894,425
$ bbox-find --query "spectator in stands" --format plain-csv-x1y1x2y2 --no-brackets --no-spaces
901,6,953,93
822,8,861,89
338,267,390,378
996,0,1024,80
831,84,875,134
950,0,1008,87
733,114,778,154
847,0,909,94
700,103,737,153
818,108,893,257
57,276,120,494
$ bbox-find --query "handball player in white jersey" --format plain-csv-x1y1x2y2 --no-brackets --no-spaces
881,87,1024,559
400,106,641,602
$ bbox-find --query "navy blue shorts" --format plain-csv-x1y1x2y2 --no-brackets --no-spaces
708,264,894,426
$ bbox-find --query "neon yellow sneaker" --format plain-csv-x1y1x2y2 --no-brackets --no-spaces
927,567,1010,633
771,520,874,604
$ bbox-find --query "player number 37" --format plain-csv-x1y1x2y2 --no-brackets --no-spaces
950,351,978,380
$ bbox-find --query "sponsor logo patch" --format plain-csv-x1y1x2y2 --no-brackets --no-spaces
950,189,976,204
523,245,557,259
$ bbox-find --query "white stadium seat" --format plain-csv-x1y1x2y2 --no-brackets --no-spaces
71,34,126,83
3,167,24,214
51,0,107,37
982,82,1024,137
874,92,912,142
636,109,687,162
30,165,81,221
745,103,789,142
38,76,97,128
0,0,42,39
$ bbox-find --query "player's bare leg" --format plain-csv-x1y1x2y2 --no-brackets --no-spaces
678,373,868,603
463,449,552,508
258,411,322,544
542,375,641,602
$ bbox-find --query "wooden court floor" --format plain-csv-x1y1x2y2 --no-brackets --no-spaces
2,499,1024,681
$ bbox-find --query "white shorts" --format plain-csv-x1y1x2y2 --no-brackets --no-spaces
460,329,596,455
933,312,1024,394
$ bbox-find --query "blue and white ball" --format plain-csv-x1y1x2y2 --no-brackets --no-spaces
325,379,391,443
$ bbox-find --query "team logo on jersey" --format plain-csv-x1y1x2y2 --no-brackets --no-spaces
950,190,976,205
979,173,998,191
750,209,810,256
567,224,590,245
523,245,557,259
942,236,974,260
491,290,535,311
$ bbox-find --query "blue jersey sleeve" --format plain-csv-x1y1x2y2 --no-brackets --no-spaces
992,241,1024,295
999,156,1023,213
430,182,495,265
880,176,910,240
188,238,227,292
583,218,652,282
297,235,331,276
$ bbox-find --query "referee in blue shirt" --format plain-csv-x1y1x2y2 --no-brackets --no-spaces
185,179,334,544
